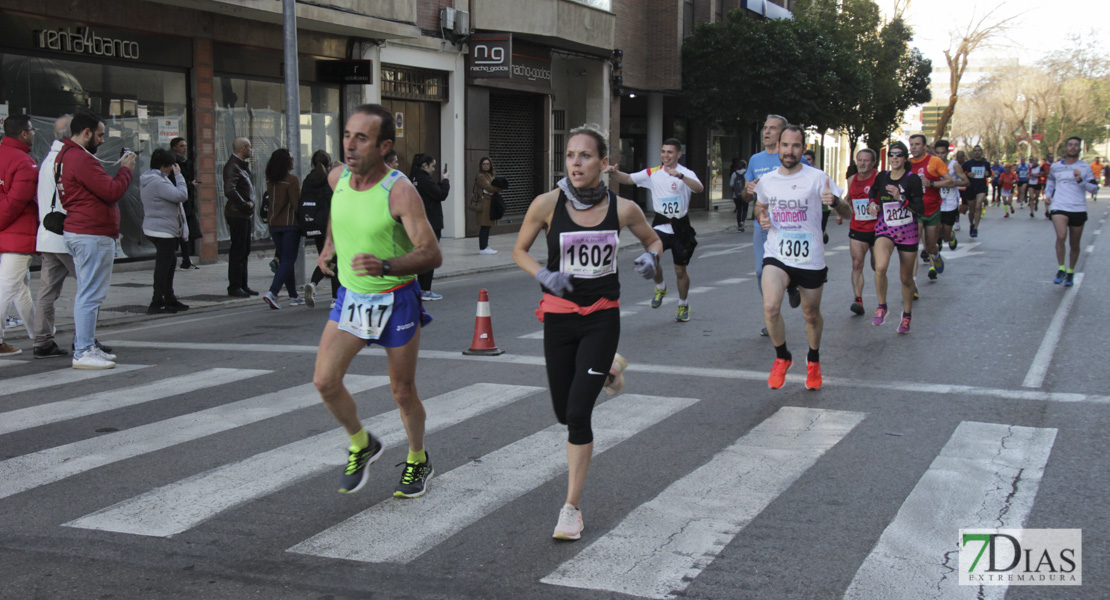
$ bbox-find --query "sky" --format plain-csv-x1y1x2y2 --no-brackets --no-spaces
875,0,1110,69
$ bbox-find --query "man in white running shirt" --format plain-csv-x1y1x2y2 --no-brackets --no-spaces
1044,136,1098,287
607,138,703,322
755,125,850,391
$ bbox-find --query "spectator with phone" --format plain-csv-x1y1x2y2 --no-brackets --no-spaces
410,153,449,300
140,148,189,314
58,111,136,369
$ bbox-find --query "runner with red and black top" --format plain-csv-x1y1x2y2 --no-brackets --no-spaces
908,134,954,287
868,141,923,334
846,148,879,316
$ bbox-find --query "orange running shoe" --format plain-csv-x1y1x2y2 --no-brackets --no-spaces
768,358,792,389
805,361,822,390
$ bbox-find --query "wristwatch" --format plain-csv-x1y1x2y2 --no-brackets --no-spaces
676,172,684,180
381,260,392,276
830,196,840,208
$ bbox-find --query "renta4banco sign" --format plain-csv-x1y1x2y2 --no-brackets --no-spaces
34,26,140,60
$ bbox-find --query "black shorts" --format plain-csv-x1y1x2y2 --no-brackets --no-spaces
1030,183,1044,191
848,228,875,245
1050,210,1088,227
940,210,959,226
762,257,827,290
658,229,696,266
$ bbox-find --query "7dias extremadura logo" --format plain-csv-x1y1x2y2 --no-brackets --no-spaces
960,529,1081,586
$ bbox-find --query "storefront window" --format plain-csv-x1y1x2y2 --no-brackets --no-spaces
0,53,187,258
214,76,340,241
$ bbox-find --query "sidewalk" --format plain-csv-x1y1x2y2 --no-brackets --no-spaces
3,208,742,342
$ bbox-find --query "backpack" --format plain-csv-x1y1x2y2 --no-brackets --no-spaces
298,178,330,238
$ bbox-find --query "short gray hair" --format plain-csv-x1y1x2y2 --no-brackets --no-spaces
766,114,788,128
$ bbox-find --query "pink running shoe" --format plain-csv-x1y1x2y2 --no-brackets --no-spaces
897,312,912,334
553,503,583,540
872,305,888,326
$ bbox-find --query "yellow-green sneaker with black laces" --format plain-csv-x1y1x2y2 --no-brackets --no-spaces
394,453,434,498
676,304,690,322
650,286,667,308
338,433,383,494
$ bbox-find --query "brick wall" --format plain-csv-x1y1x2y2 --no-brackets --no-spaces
193,38,220,264
417,0,456,31
612,0,682,92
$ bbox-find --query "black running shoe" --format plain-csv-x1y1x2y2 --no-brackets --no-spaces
787,284,801,309
850,299,864,315
920,249,930,262
338,434,383,493
394,453,434,498
33,342,69,359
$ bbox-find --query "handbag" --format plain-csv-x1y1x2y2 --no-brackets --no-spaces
43,147,74,235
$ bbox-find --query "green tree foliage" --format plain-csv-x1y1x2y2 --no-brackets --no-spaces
682,2,929,158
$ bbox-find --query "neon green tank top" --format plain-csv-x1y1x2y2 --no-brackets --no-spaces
331,168,415,294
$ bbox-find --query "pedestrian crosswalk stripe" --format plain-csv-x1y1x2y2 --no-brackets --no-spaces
0,360,24,368
286,393,699,564
0,364,148,397
517,330,544,339
0,368,269,436
843,421,1057,600
713,277,749,285
541,407,865,599
66,383,543,537
0,376,389,501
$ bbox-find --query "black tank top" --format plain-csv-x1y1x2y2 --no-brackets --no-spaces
543,190,621,305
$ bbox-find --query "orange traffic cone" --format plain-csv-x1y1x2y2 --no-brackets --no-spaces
463,289,504,356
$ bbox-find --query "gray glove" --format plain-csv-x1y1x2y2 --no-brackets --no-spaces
633,251,657,279
535,268,574,297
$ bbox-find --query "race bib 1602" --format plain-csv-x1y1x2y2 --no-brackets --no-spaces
559,230,619,278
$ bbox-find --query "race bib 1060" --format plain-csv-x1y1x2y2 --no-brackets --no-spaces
559,230,619,278
852,198,876,221
776,231,813,264
338,290,394,340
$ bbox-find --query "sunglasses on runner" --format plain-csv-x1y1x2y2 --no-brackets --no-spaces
888,151,906,158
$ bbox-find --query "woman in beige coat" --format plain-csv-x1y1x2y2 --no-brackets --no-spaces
472,156,502,254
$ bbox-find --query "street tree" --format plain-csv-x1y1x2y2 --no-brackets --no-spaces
932,2,1023,139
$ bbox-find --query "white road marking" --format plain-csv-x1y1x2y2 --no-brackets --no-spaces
636,297,677,307
833,244,849,250
286,393,699,563
698,243,753,259
686,286,716,294
713,277,750,285
66,383,542,537
104,307,258,336
1087,245,1095,253
0,376,388,501
1022,272,1084,388
542,407,865,599
517,330,544,339
844,422,1057,600
619,309,639,317
936,241,983,261
825,251,840,257
0,364,148,397
101,342,1110,404
1095,229,1102,235
0,368,269,435
0,360,25,367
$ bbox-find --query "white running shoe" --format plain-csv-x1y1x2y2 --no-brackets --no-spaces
264,291,281,309
604,353,628,396
553,503,583,540
478,248,498,255
92,346,117,361
304,283,316,308
73,351,115,370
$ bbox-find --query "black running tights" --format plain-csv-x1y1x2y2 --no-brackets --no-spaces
542,308,620,445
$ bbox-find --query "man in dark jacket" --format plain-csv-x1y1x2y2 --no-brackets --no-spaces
58,111,135,369
171,137,202,269
0,114,39,356
410,153,449,300
223,137,256,297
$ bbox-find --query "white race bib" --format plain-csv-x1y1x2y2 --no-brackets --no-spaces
883,201,913,227
653,195,686,219
852,198,876,221
559,230,619,278
338,290,395,340
971,166,986,178
776,231,813,264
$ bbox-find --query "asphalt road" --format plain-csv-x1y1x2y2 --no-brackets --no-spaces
2,201,1107,600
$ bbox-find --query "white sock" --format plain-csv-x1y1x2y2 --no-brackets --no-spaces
656,283,666,291
679,299,688,306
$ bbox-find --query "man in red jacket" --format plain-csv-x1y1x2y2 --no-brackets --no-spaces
0,114,39,356
58,111,136,369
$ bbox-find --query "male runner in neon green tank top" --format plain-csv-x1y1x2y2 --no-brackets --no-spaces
314,104,442,497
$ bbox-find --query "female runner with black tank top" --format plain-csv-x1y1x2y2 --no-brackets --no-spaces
513,124,662,541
